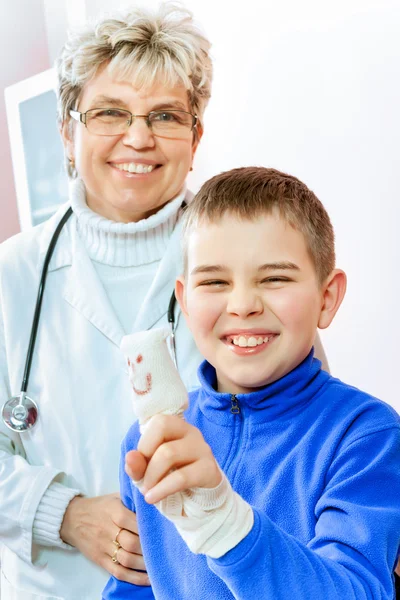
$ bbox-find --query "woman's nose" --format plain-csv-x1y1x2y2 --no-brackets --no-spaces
122,117,156,149
226,287,264,318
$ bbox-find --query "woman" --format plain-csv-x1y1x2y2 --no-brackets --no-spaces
0,4,327,599
0,6,211,598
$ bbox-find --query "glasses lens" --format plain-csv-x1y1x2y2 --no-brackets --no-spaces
86,109,131,135
148,111,194,138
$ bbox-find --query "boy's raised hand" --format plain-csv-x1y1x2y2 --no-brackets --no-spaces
125,414,254,559
120,329,253,558
125,414,222,504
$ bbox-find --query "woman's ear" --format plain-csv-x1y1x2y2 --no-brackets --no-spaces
175,276,189,317
318,269,347,330
191,120,204,156
61,120,75,163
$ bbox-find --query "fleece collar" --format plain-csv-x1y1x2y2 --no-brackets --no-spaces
195,350,330,424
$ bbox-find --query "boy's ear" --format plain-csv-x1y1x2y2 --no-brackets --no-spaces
318,269,347,330
175,276,189,318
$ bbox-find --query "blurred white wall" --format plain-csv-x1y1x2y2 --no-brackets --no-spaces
4,0,400,409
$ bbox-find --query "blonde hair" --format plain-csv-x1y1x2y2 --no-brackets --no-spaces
182,167,335,284
56,3,213,177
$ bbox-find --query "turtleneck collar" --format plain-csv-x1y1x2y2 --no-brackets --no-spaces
69,178,186,267
196,350,330,423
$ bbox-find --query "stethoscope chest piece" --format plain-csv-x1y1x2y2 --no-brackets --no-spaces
2,394,38,432
1,207,73,433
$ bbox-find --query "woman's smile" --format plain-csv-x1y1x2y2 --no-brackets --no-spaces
109,161,162,178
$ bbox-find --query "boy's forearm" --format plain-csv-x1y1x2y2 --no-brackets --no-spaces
208,508,389,599
207,426,400,599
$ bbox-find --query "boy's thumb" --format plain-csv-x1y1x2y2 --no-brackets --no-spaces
125,450,147,483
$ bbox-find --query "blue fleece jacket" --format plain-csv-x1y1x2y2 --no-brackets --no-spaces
103,352,400,599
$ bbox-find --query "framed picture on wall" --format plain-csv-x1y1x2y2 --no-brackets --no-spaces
5,68,69,231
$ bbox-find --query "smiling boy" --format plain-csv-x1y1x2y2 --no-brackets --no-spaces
104,167,400,599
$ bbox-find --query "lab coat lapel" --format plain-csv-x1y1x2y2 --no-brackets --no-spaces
44,195,187,342
63,225,125,347
133,219,183,332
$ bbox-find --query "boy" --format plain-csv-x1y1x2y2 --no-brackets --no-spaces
104,167,400,599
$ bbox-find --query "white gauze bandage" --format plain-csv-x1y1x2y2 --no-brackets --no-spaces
121,327,188,431
121,327,254,558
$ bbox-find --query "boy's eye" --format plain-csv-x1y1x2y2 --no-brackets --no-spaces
261,277,291,284
198,280,227,287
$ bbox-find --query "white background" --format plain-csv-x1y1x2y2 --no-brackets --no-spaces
14,0,400,409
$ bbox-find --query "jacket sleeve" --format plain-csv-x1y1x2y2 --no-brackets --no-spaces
0,298,80,564
207,426,400,600
102,434,155,600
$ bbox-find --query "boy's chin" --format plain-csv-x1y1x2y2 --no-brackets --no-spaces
218,372,280,395
222,362,299,393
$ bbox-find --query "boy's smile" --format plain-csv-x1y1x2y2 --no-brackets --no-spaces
223,330,279,355
176,211,342,394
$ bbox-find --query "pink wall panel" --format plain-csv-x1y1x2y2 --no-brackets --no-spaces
0,0,50,242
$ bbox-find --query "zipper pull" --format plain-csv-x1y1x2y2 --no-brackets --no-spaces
230,394,240,414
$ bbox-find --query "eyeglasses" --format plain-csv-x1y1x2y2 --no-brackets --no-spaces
69,108,198,139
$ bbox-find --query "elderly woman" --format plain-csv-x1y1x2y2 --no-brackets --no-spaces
0,6,210,598
0,4,327,599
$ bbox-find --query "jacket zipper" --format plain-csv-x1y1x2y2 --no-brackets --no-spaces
230,394,240,414
226,394,244,479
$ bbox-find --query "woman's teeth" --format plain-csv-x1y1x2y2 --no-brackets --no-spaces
114,163,156,174
230,335,271,347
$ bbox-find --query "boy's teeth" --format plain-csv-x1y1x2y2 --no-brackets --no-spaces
115,163,155,174
232,335,270,347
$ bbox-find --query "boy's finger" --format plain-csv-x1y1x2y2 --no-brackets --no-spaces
137,414,191,459
141,439,200,493
144,459,221,504
125,450,148,482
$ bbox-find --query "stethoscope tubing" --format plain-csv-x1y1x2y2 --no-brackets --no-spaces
4,203,178,431
21,205,177,394
168,290,177,326
20,207,73,393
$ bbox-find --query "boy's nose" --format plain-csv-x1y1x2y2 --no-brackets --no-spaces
226,287,264,318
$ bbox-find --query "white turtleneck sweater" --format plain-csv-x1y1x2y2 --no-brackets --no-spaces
71,179,184,334
32,179,186,548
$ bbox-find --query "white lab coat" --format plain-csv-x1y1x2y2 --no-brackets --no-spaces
0,202,203,599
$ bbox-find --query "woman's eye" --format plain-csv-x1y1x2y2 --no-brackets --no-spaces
93,109,127,119
152,111,176,122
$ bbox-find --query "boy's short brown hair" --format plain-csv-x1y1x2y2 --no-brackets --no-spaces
182,167,335,283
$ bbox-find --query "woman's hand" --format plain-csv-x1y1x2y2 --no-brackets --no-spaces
60,493,150,585
125,415,222,504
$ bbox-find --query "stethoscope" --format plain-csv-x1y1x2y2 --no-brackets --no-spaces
1,206,178,433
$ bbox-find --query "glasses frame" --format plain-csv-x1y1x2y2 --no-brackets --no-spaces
69,108,198,137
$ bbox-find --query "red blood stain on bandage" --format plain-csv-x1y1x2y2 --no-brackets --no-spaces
127,355,152,395
134,373,152,396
